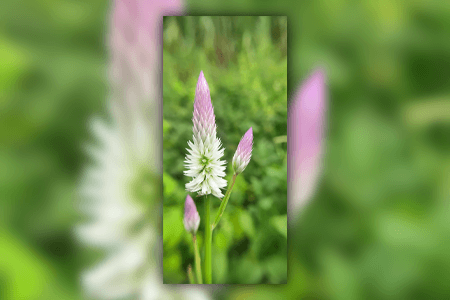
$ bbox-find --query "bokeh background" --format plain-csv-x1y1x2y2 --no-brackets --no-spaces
0,1,109,299
162,16,288,284
0,0,449,299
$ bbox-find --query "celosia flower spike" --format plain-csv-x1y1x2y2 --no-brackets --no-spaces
184,71,227,198
183,195,200,234
232,127,253,174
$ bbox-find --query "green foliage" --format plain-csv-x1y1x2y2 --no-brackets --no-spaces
162,16,287,284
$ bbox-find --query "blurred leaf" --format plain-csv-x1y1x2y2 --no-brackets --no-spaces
213,249,228,284
0,34,29,92
163,206,184,249
163,172,178,199
239,209,255,237
264,255,287,284
234,256,264,284
270,215,287,238
163,250,184,283
0,228,51,299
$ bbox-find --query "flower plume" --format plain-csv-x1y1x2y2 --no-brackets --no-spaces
184,71,227,198
232,127,253,174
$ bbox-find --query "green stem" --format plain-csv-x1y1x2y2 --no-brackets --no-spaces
212,174,237,230
187,265,195,284
204,195,212,284
193,234,203,284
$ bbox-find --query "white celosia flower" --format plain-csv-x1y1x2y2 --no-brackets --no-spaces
184,71,227,198
76,0,210,298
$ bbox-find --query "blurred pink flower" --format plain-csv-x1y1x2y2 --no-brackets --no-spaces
288,68,327,218
76,0,208,299
108,0,183,164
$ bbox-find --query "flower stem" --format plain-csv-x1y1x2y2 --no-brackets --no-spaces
193,234,203,284
212,174,237,230
187,264,195,284
204,195,212,284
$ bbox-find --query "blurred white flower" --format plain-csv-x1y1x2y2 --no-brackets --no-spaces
77,116,157,299
75,0,210,299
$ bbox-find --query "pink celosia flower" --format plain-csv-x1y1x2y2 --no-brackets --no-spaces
232,127,254,174
109,0,184,168
184,71,227,198
288,68,327,217
183,195,200,234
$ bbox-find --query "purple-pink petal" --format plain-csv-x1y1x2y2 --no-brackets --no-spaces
288,68,327,217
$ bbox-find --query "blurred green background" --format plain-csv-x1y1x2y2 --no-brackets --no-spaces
0,0,109,299
162,16,288,284
0,0,449,298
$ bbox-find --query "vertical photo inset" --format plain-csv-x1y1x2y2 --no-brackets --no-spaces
163,16,287,284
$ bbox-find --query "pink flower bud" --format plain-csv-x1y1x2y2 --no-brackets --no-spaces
183,195,200,234
232,127,253,174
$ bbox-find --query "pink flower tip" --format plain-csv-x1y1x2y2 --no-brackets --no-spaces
196,71,209,101
183,195,200,234
192,71,216,140
232,127,254,174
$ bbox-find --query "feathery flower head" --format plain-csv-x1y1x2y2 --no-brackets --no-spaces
183,195,200,234
232,127,253,174
288,68,327,216
184,71,227,198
